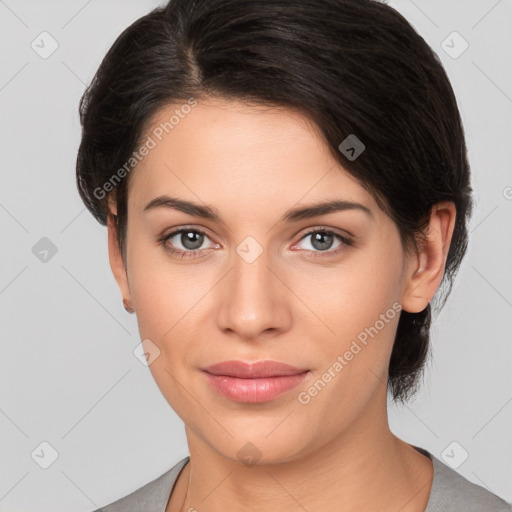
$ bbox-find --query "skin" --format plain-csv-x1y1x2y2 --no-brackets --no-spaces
107,97,456,512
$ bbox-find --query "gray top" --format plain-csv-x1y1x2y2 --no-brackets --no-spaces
92,446,512,511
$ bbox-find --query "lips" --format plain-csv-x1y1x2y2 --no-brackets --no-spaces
202,360,310,403
202,360,308,378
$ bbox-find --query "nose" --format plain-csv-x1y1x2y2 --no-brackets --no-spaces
215,240,292,341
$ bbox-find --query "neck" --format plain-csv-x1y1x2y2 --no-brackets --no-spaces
167,393,433,512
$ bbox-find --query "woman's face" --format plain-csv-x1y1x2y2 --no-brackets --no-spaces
110,97,420,463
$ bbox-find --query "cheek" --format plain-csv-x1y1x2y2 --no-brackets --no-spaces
292,261,403,431
294,253,402,342
126,244,203,413
291,245,404,402
125,230,203,338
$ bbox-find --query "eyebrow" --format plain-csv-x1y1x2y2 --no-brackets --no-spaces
143,195,373,222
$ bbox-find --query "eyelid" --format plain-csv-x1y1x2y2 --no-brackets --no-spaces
158,224,355,258
297,224,354,241
290,226,354,255
161,225,218,247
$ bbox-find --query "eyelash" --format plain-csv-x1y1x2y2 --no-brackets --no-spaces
157,226,353,259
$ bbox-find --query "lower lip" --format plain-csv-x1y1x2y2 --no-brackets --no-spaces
203,371,310,403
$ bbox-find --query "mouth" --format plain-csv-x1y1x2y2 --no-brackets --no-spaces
203,359,309,378
202,360,311,403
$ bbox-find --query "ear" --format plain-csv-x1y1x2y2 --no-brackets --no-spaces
106,207,133,311
401,201,457,313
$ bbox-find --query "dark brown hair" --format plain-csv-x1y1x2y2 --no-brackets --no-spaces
76,0,473,404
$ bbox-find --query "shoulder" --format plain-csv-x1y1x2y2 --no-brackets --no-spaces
90,456,190,512
426,452,512,512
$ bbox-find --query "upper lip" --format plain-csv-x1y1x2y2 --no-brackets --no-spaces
203,360,309,378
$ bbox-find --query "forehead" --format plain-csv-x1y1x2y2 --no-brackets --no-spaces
128,98,375,214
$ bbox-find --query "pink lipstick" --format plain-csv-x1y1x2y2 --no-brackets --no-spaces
202,360,310,403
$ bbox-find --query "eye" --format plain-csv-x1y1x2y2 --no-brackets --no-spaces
158,226,353,259
292,227,353,257
158,227,218,258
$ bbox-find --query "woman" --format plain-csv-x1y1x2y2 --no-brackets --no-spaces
76,0,511,510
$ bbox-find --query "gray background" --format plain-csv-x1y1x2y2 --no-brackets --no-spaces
0,1,511,510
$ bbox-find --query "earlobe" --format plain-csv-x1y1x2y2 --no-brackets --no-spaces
123,297,135,313
106,210,133,312
401,201,456,314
